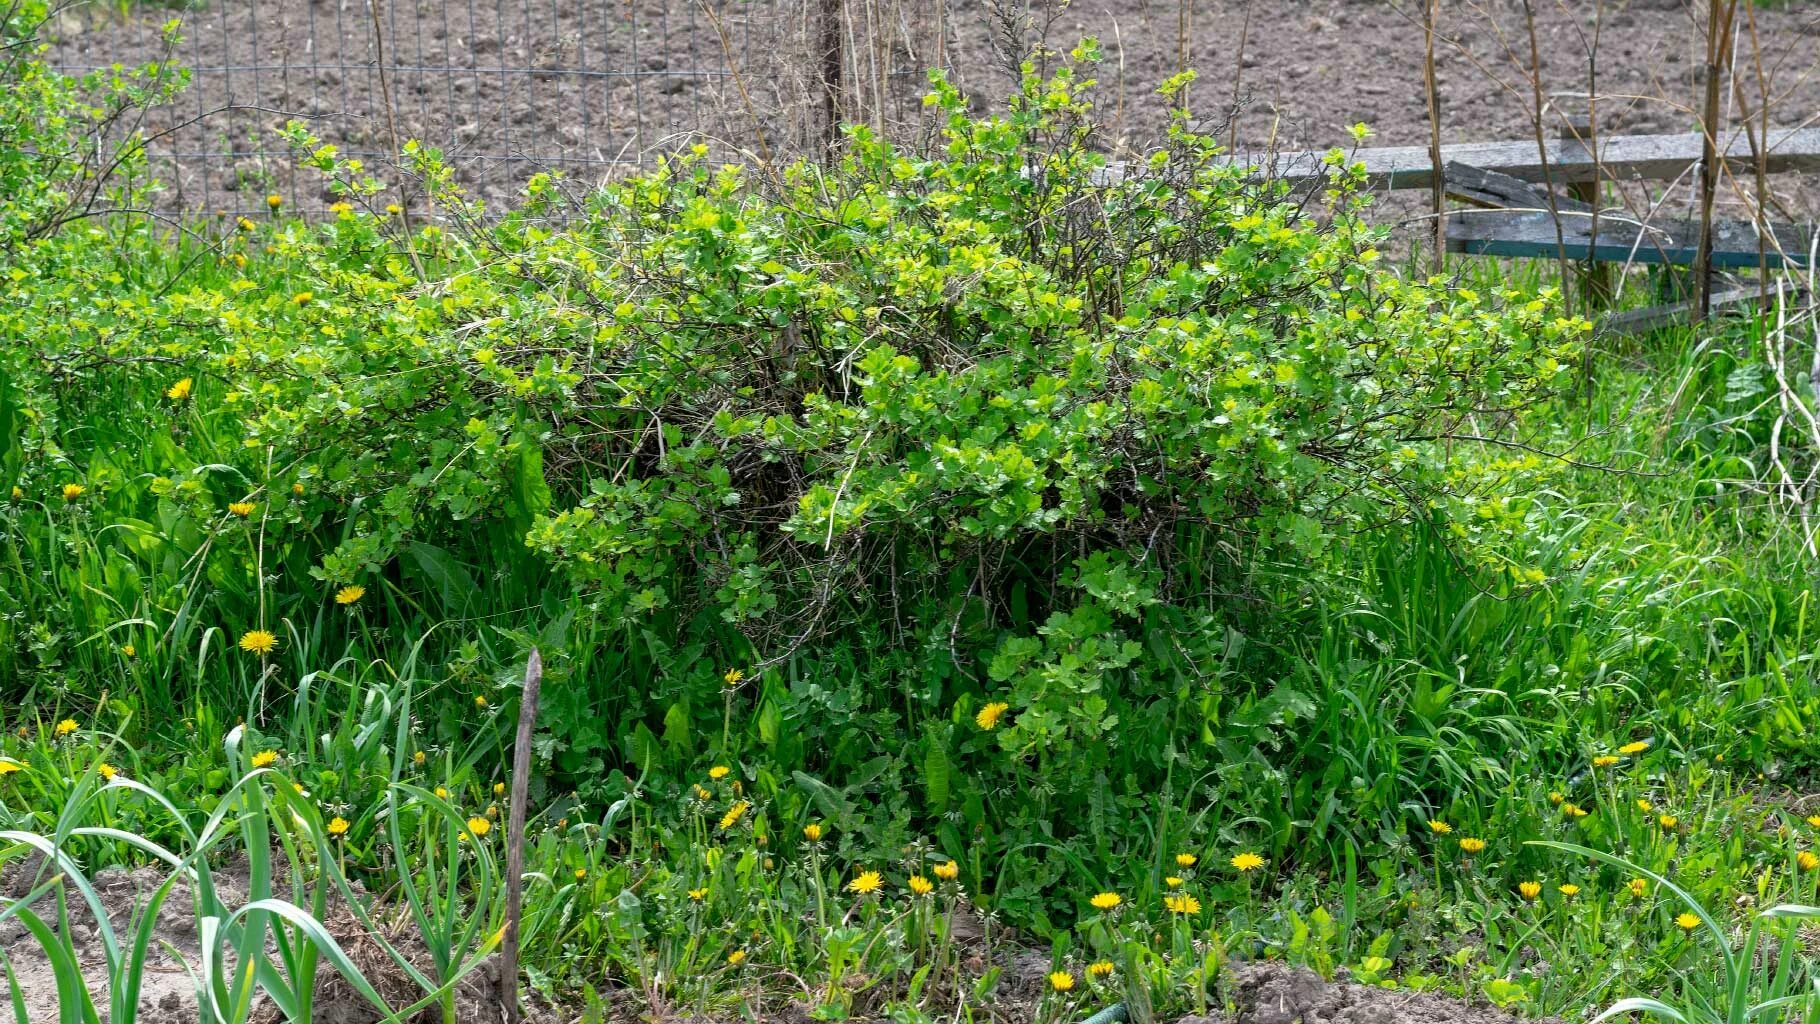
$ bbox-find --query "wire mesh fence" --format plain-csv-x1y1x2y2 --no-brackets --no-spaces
46,0,958,217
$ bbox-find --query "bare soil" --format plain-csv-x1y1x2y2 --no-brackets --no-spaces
0,853,531,1024
1219,962,1558,1024
41,0,1820,220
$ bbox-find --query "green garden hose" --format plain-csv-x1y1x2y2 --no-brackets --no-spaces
1077,1002,1128,1024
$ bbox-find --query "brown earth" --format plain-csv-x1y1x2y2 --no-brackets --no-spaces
0,853,536,1024
40,0,1820,221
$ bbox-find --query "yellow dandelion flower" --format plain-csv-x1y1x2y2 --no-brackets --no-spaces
1164,893,1201,915
0,761,24,776
61,483,85,502
1175,852,1197,868
266,193,282,209
1636,798,1652,812
1427,819,1452,834
847,870,883,895
250,750,278,768
237,216,256,231
1087,961,1115,979
493,782,506,798
1618,741,1649,755
1808,814,1820,828
975,701,1009,730
8,486,20,500
413,750,426,765
327,816,350,836
692,784,712,800
474,695,489,709
434,786,449,799
723,668,745,687
55,718,79,737
1548,791,1565,805
1799,851,1819,872
1518,881,1541,900
166,378,193,401
1164,876,1184,888
688,888,708,902
467,816,491,837
1674,912,1699,931
1090,892,1121,910
932,860,959,881
238,630,277,655
726,949,747,965
1558,884,1581,897
718,800,750,831
1048,971,1075,993
97,763,117,781
909,874,934,896
803,823,824,842
292,482,304,496
1593,755,1620,768
574,868,586,880
1230,852,1265,872
385,203,403,215
708,765,730,780
228,501,256,517
291,292,312,306
334,585,365,605
1627,878,1648,899
1459,837,1486,855
1659,814,1678,830
120,643,135,658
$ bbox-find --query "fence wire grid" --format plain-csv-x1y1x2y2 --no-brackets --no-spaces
47,0,961,216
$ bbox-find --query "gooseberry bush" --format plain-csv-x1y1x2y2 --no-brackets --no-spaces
5,40,1585,928
222,56,1574,764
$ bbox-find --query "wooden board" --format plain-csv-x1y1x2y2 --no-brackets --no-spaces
1446,209,1813,269
1597,280,1808,337
1443,161,1590,213
1219,126,1820,190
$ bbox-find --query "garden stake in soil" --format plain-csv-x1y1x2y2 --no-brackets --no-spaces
502,647,543,1024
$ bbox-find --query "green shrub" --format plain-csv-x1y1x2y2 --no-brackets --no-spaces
2,40,1586,927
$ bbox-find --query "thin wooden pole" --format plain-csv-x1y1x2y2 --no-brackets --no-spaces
1694,0,1738,322
820,0,843,160
1422,0,1444,277
501,648,543,1024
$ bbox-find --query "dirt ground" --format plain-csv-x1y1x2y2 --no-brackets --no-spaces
41,0,1820,221
0,854,526,1024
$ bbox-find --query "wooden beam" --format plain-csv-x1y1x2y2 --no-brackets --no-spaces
1596,280,1806,337
1443,161,1588,213
1446,209,1813,269
1222,126,1820,190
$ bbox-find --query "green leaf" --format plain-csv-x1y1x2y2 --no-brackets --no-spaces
923,729,952,812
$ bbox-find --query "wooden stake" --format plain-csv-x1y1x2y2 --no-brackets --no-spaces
502,648,543,1024
821,0,844,160
1694,0,1739,322
1422,0,1445,277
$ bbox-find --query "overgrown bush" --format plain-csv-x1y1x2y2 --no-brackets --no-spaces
3,41,1586,926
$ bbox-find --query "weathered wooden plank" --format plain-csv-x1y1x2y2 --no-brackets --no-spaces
1442,161,1589,213
1596,280,1806,337
1223,126,1820,190
1446,209,1813,269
